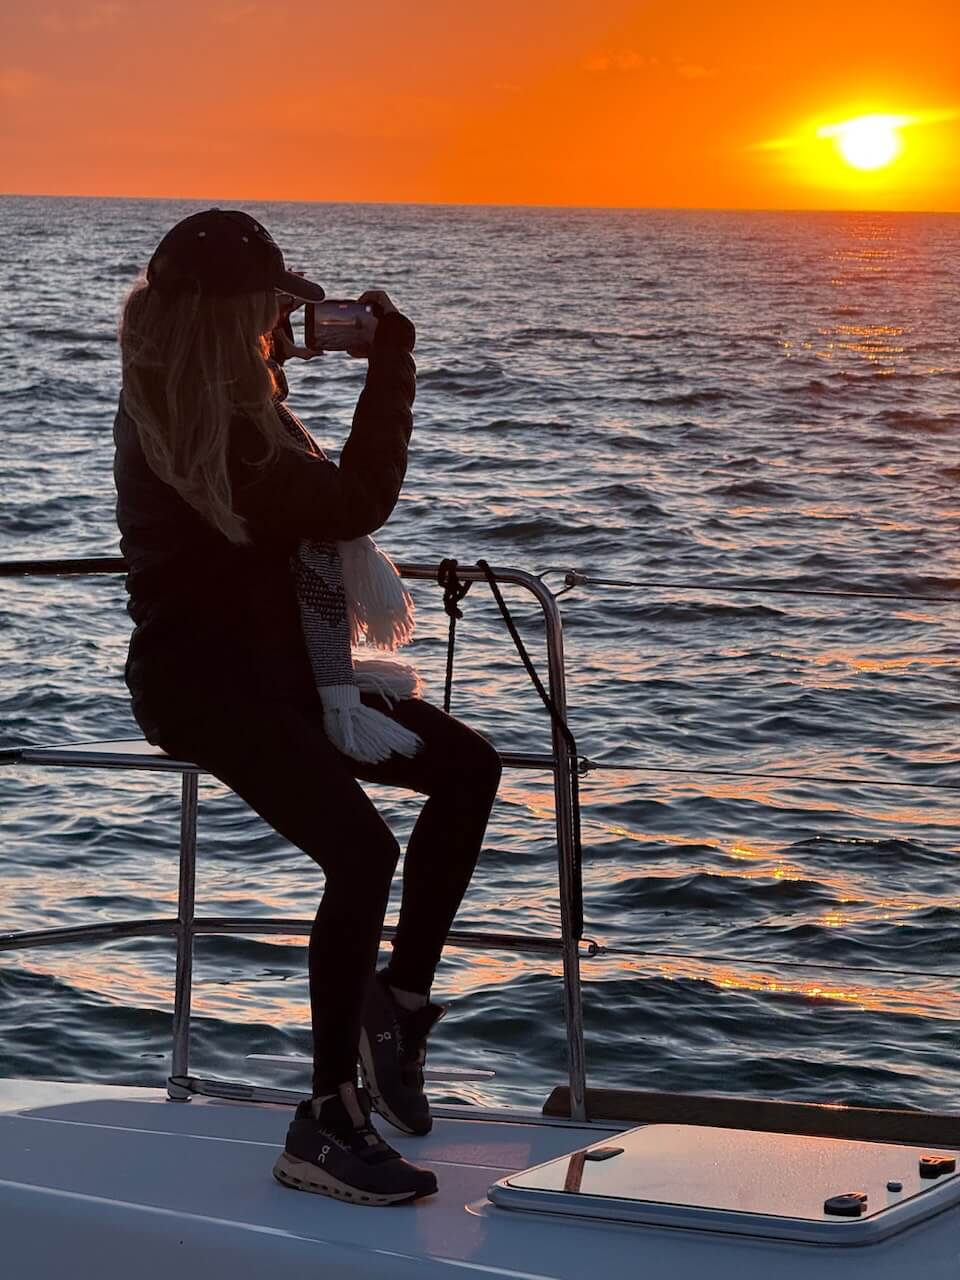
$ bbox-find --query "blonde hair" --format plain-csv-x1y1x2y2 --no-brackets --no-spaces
119,280,297,543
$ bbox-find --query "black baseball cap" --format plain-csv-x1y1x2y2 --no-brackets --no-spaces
146,208,326,301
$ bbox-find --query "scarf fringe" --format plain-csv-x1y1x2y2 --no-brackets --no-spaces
352,655,423,707
320,684,424,763
339,537,416,651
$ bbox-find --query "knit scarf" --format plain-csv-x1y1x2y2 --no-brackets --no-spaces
274,396,425,764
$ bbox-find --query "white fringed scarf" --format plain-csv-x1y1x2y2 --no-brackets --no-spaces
275,397,425,765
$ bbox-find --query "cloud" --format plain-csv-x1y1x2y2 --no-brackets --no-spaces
583,50,716,80
752,108,960,154
676,62,714,81
42,3,127,33
583,50,657,74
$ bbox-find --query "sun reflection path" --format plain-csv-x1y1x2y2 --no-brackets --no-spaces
591,953,960,1020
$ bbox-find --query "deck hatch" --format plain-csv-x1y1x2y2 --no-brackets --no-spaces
488,1124,960,1245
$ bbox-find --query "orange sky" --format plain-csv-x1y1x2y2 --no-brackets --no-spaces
1,1,958,210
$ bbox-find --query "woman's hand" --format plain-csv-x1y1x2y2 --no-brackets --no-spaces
275,289,304,323
348,290,403,357
271,283,324,363
273,323,324,363
358,289,399,317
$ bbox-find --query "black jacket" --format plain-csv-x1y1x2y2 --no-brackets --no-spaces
113,311,416,727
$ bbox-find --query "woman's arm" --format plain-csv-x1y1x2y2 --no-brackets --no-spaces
230,310,416,543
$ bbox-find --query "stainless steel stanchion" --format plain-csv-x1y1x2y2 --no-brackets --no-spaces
169,770,198,1101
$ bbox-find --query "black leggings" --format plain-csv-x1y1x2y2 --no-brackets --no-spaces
151,688,502,1093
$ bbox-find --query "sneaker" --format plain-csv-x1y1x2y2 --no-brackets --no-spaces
272,1090,438,1205
359,970,447,1136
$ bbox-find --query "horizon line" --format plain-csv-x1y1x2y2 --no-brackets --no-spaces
1,190,957,217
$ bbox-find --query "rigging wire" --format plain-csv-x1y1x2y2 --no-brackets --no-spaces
436,558,472,714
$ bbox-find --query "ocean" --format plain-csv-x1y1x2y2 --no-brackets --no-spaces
0,196,957,1112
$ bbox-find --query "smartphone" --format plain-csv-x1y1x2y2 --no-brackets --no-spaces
304,300,375,352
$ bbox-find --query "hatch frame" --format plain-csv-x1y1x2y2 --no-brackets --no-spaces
488,1123,960,1246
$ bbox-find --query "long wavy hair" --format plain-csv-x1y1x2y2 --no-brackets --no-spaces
118,280,298,544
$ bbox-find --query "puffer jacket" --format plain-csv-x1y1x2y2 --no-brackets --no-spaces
113,310,416,733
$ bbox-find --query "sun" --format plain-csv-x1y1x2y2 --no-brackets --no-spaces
817,114,908,171
753,105,957,200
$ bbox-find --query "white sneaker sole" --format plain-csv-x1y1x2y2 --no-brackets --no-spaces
358,1028,428,1136
272,1152,425,1205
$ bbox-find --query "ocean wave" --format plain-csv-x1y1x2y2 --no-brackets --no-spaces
581,482,670,518
607,869,834,912
462,514,609,542
418,363,509,392
628,600,784,623
23,326,114,344
510,326,604,341
874,409,960,433
783,835,950,868
719,912,960,985
58,346,108,363
0,496,90,534
630,387,730,409
481,417,580,435
2,378,98,404
95,262,146,279
710,479,799,499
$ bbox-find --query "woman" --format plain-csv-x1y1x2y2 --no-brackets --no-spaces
113,208,502,1206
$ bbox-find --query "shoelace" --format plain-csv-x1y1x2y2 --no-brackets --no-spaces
396,1004,446,1069
308,1092,400,1163
320,1118,398,1164
353,1126,398,1163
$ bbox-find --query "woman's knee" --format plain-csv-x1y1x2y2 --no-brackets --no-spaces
471,733,503,791
352,824,403,880
370,698,503,798
444,729,502,801
323,825,400,899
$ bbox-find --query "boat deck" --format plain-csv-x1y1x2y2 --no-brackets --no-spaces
3,1080,959,1279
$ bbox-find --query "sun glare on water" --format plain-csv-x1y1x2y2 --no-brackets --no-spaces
818,113,908,171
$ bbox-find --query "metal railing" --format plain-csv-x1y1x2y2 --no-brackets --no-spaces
0,557,590,1119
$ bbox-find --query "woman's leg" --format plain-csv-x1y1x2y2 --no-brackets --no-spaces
344,692,502,1133
152,695,403,1096
147,687,501,1092
349,693,503,996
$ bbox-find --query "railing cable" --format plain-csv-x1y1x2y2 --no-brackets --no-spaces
576,759,960,792
540,568,960,607
593,941,960,984
2,557,956,605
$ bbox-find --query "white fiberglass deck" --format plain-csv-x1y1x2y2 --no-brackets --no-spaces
3,1081,960,1280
